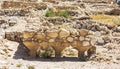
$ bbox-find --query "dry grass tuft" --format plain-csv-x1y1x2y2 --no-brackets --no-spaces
91,14,120,26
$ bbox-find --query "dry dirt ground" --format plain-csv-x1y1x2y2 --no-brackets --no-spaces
0,40,120,69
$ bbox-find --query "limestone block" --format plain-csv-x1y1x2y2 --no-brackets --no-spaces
90,39,97,46
47,30,59,38
59,28,70,38
54,5,78,11
82,41,90,46
67,37,74,42
23,31,36,39
34,33,45,40
79,36,85,41
97,37,105,45
39,41,48,47
69,29,79,36
49,39,55,42
79,29,89,36
23,41,39,57
71,41,78,47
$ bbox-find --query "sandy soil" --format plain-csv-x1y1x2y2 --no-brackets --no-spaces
0,40,120,69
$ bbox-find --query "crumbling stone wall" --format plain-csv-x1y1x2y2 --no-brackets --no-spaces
1,1,47,10
5,28,96,57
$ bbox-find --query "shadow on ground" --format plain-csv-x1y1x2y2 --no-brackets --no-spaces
13,42,29,59
13,43,84,62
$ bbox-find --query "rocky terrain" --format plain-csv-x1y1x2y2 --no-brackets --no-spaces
0,0,120,69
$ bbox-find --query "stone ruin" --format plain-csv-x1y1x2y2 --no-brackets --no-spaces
0,0,120,59
4,18,97,58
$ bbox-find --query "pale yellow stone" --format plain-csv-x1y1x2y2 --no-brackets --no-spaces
82,41,90,46
49,39,55,42
59,29,70,38
39,41,48,47
79,29,88,36
67,37,74,42
34,33,45,40
23,31,35,39
47,31,58,38
79,36,85,41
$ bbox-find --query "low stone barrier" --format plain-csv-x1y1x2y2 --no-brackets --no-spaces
1,1,47,10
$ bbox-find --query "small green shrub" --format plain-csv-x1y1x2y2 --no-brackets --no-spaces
45,9,55,17
79,56,89,61
42,47,55,58
58,10,69,18
16,63,22,67
45,9,70,18
78,53,89,61
69,51,77,56
42,51,51,58
27,65,35,69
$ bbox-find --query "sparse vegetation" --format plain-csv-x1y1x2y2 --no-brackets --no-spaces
27,65,35,69
16,63,22,67
42,51,52,58
45,9,70,18
79,56,89,61
36,46,55,58
45,9,55,17
69,51,77,56
78,52,90,61
57,10,70,18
